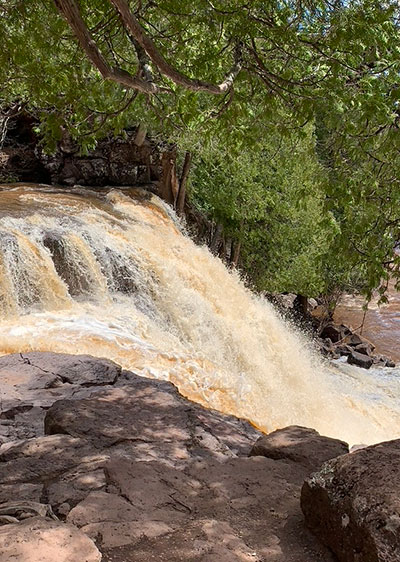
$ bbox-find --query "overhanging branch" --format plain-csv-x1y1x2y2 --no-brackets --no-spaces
110,0,242,94
54,0,242,95
54,0,157,93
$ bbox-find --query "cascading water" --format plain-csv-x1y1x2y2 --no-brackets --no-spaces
0,184,399,445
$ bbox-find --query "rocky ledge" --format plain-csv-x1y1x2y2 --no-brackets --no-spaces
0,352,398,561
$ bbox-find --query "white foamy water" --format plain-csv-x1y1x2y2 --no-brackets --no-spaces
0,184,398,445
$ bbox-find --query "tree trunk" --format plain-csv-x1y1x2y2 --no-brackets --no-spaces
134,123,147,147
210,223,223,254
160,148,178,205
176,151,192,215
231,240,241,267
295,294,308,317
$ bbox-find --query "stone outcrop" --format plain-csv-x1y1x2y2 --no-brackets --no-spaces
0,351,342,561
301,439,400,562
265,295,396,368
347,350,374,369
0,113,180,204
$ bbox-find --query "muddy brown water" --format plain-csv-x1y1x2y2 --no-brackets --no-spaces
334,281,400,361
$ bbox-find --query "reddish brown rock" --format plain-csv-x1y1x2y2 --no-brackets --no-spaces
249,426,348,472
0,516,101,562
0,353,340,561
301,439,400,562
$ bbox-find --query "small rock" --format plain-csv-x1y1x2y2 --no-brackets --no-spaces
334,344,353,357
343,333,364,347
347,350,373,369
354,342,374,356
319,324,342,343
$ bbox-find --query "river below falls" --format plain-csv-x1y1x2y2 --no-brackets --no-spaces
0,183,399,447
335,281,400,362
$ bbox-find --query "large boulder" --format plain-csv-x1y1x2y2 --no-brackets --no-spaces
0,517,101,562
249,426,348,472
301,439,400,562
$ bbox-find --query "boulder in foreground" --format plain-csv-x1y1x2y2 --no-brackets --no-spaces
301,439,400,562
249,425,348,472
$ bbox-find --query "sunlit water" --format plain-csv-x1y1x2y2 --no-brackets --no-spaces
0,184,399,445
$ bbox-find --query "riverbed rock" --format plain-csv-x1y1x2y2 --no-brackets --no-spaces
319,323,343,343
301,439,400,562
354,342,375,356
347,350,374,369
0,516,101,562
249,426,349,471
0,351,339,562
343,333,364,347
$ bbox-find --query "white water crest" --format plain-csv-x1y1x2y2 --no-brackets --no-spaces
0,184,399,445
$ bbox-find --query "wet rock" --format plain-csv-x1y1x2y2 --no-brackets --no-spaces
354,342,375,356
347,350,374,369
319,322,351,343
0,516,101,562
249,426,348,472
380,356,396,368
301,439,400,562
335,344,353,357
343,333,364,347
319,324,344,343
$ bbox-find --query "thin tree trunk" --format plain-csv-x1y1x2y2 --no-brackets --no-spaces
231,240,241,267
220,236,227,261
296,294,308,317
210,223,223,254
160,148,178,205
176,151,192,215
134,123,147,147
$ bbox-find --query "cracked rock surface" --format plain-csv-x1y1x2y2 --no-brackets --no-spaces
0,352,346,561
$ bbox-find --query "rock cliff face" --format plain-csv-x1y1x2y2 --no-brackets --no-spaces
0,113,178,200
0,352,346,562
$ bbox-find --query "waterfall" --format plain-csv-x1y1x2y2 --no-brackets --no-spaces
0,184,399,445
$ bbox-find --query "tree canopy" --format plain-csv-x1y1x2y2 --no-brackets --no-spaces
1,0,400,300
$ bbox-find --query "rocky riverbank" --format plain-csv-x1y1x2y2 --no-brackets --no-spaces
271,294,396,369
0,352,399,561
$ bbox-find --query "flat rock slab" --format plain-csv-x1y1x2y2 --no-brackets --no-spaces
301,439,400,562
0,516,101,562
44,382,260,464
